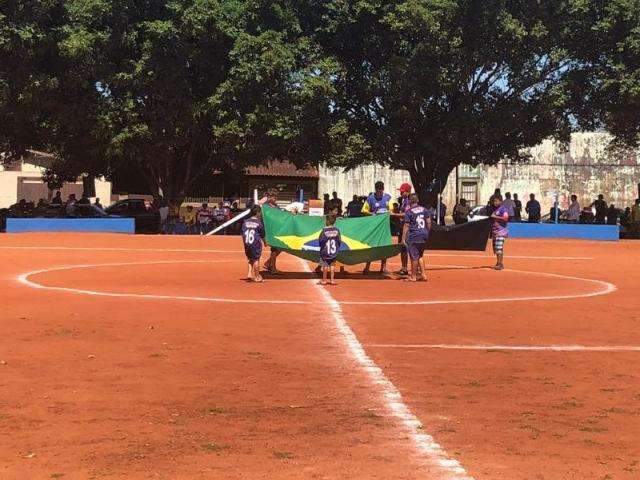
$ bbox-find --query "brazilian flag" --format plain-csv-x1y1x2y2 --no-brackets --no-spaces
262,207,402,265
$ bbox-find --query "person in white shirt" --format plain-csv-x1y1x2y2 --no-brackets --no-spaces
566,194,581,222
502,192,516,220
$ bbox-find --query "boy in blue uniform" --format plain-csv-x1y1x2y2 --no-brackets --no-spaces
318,214,341,285
242,205,266,282
402,194,431,282
362,181,393,274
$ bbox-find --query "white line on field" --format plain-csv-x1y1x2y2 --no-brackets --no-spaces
339,267,616,305
365,344,640,352
298,258,473,479
0,246,592,260
15,260,312,304
16,261,616,307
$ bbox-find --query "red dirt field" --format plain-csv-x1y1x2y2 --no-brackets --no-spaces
0,233,638,480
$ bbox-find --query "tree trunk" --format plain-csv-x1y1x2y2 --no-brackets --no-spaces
408,156,455,208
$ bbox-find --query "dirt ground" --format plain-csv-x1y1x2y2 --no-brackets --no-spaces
0,233,638,479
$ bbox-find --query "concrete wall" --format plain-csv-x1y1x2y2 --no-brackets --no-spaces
319,132,640,215
0,160,112,208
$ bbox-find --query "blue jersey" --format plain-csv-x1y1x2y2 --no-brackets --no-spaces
242,217,264,246
318,226,342,261
404,206,431,243
364,193,392,215
242,217,264,260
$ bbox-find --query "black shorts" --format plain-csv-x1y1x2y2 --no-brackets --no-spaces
407,242,426,261
245,244,263,262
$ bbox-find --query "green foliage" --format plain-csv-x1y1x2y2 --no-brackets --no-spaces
1,0,640,198
309,0,640,193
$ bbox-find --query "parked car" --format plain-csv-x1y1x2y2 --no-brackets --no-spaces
105,199,160,234
467,205,490,222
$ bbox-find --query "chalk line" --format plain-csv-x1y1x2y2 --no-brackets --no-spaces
17,261,616,307
365,344,640,352
298,258,473,479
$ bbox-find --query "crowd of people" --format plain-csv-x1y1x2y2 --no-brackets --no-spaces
5,185,640,237
5,192,104,218
463,188,640,227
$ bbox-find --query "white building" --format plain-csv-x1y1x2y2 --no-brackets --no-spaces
0,150,112,208
319,132,640,215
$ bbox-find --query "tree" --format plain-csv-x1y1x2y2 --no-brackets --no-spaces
1,0,336,200
309,0,640,199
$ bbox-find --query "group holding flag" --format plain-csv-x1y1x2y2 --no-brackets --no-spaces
240,180,502,284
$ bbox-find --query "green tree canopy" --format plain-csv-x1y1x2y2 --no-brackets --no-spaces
1,0,337,198
308,0,640,197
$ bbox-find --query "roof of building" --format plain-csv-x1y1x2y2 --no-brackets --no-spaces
246,160,318,178
25,150,55,169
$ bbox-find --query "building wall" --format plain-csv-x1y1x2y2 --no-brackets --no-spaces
319,132,640,214
319,164,411,202
0,161,113,208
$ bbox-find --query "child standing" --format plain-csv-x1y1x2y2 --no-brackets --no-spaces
318,214,342,285
402,194,431,282
490,196,509,270
242,205,266,282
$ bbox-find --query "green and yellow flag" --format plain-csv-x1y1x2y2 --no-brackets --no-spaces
262,207,401,265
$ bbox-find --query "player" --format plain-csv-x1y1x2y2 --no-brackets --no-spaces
362,181,393,274
261,189,282,274
490,196,509,270
241,205,266,282
402,194,431,282
392,183,412,275
318,214,342,285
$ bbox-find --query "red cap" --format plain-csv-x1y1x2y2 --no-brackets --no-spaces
398,183,412,193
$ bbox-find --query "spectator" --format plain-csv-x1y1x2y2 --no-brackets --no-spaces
453,198,470,224
50,191,62,205
331,191,343,216
229,201,243,234
631,199,640,223
323,193,332,214
549,203,561,223
566,195,581,222
182,205,197,234
197,202,213,234
620,207,632,227
77,195,90,205
9,199,28,216
525,194,541,223
606,204,619,225
513,193,522,222
158,199,169,233
167,201,180,234
489,188,503,203
212,202,229,233
65,194,77,217
345,195,363,217
438,199,447,225
580,206,595,224
35,198,48,214
94,197,103,210
591,194,607,224
502,192,516,221
230,201,242,214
